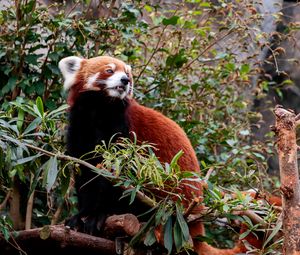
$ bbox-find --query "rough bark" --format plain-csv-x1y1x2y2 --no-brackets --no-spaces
273,105,300,255
104,213,141,239
0,225,116,255
0,214,148,255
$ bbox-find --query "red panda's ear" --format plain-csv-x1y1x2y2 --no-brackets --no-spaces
59,56,83,90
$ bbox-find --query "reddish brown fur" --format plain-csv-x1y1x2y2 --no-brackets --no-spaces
66,56,271,255
127,100,202,202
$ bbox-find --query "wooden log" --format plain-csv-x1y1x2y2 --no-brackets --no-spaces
273,105,300,255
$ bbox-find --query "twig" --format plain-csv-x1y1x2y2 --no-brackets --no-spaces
0,190,11,211
21,142,156,209
188,206,265,225
134,25,168,84
265,44,281,75
183,27,235,70
25,191,35,230
106,0,116,18
183,197,201,218
233,209,265,225
204,167,214,182
51,202,64,225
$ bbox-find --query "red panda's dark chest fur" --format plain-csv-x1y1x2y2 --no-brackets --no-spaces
67,90,130,158
66,91,149,235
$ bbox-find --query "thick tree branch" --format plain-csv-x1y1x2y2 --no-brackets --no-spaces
0,225,115,255
0,214,149,255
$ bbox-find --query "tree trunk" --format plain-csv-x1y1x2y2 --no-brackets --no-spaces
274,105,300,255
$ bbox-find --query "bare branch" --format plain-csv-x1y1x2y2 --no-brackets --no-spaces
25,191,35,230
0,190,11,211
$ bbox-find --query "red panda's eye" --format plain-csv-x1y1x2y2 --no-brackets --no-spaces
106,69,114,74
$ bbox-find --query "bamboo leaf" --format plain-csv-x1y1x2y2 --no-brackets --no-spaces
163,216,173,254
176,204,189,242
130,213,155,246
173,218,183,251
144,227,157,246
263,220,282,248
12,153,42,166
44,156,58,192
170,150,184,167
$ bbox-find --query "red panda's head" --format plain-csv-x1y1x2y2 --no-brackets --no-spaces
58,56,133,106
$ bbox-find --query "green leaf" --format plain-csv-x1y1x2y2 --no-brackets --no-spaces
239,228,251,240
240,64,250,74
131,214,155,246
13,153,42,166
1,226,10,240
170,150,184,167
1,134,28,152
61,172,71,196
163,216,173,254
173,218,183,251
144,228,157,246
25,54,41,65
29,161,45,196
44,156,58,192
226,139,237,147
162,16,179,26
47,104,69,118
36,97,44,118
2,77,17,94
23,117,42,135
263,220,282,248
129,185,140,205
176,204,189,242
17,109,24,131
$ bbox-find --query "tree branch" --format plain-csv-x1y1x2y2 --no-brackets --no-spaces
25,191,34,230
0,190,11,211
0,225,115,255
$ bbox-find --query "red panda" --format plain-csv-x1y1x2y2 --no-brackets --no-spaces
58,55,266,255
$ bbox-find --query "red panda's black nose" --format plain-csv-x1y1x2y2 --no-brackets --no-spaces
120,76,130,86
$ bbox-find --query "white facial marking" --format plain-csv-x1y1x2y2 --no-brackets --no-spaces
107,63,116,70
58,56,83,90
125,65,133,98
106,71,130,99
85,72,100,89
125,65,131,73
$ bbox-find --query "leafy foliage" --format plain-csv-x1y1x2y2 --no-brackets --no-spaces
0,0,283,254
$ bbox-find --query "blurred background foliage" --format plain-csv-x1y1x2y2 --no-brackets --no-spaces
0,0,293,253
